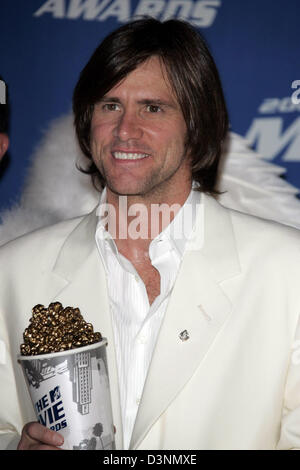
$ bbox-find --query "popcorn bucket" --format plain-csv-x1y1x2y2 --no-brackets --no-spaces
18,339,115,450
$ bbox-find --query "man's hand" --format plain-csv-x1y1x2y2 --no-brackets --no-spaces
17,422,64,450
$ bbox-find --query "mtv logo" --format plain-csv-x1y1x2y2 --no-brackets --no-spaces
49,385,61,403
0,80,5,104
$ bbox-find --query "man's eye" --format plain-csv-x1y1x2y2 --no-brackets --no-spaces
102,103,120,111
146,104,161,113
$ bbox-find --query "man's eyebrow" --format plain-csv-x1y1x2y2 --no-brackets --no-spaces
137,98,177,108
99,96,177,108
98,96,121,103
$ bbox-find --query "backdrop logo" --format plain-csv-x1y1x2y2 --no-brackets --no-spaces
33,0,222,26
0,80,5,105
291,80,300,105
245,87,300,162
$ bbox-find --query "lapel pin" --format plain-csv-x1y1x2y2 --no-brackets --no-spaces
179,330,190,341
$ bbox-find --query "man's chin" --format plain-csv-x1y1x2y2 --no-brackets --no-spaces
106,182,149,198
108,189,145,198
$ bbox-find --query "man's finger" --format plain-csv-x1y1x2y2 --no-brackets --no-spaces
24,422,64,447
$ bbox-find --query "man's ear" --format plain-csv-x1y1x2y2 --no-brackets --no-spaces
0,133,9,160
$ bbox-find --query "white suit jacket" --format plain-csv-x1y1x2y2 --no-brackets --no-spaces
1,194,300,450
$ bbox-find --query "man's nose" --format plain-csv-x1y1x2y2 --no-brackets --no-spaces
113,109,142,141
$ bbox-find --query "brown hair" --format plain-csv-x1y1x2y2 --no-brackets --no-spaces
73,18,229,193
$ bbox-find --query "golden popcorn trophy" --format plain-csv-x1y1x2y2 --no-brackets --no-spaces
18,303,115,450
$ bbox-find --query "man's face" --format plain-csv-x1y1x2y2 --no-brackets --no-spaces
90,56,192,202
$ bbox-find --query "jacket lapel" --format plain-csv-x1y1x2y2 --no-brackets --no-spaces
130,194,241,449
48,209,124,449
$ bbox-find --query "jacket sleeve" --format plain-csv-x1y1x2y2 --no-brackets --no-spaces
276,316,300,450
0,321,23,449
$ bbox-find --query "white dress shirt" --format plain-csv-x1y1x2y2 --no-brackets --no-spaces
95,187,201,449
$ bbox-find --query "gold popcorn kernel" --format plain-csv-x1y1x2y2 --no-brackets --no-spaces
49,301,63,311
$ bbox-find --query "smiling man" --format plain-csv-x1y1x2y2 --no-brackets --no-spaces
1,19,300,451
89,57,191,202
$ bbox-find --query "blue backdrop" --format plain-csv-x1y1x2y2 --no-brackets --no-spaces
1,0,300,212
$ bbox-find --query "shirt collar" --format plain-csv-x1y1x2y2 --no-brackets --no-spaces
149,188,201,261
95,187,118,270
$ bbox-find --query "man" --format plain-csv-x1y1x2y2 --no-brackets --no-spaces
1,18,300,450
0,77,9,161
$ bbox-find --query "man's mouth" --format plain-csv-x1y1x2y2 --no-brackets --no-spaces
112,151,150,160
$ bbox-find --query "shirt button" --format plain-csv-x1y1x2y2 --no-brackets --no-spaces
136,398,141,405
138,334,147,344
134,275,139,282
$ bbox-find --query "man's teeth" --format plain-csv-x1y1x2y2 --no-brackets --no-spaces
113,152,149,160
